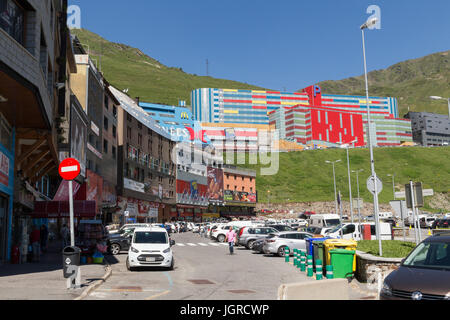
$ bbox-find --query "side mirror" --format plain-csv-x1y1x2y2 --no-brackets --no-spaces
170,240,175,246
401,258,405,264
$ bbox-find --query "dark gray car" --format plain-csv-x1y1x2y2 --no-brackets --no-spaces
238,226,278,249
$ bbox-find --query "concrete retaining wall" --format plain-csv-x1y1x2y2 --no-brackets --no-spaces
278,279,349,300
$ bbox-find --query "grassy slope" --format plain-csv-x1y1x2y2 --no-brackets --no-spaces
70,29,268,105
238,147,450,209
316,51,450,116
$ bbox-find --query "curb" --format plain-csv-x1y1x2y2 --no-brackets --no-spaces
74,258,112,300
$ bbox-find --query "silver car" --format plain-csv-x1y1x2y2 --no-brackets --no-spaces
237,226,278,249
263,231,314,257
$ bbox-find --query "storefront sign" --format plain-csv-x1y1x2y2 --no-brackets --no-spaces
224,190,257,203
207,167,224,204
0,151,9,187
124,178,145,193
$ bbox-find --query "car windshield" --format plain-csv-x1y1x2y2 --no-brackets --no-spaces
134,231,167,244
403,241,450,270
328,225,342,233
325,219,341,226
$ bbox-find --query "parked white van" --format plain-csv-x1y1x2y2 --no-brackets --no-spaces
308,214,341,228
378,212,394,219
325,222,393,240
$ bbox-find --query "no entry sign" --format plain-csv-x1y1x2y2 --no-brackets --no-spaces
59,158,81,181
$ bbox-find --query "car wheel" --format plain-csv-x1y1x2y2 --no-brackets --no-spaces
278,246,289,257
168,258,174,271
110,243,121,255
247,240,255,250
126,257,135,271
217,234,225,243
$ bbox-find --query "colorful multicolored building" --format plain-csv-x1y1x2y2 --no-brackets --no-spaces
192,86,413,148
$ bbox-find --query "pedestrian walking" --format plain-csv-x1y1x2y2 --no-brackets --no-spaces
40,225,48,253
61,224,70,249
30,225,40,262
225,226,237,255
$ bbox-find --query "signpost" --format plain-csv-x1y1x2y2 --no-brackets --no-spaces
58,158,81,289
367,175,383,256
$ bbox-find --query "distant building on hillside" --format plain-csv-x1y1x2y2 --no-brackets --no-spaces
405,112,450,146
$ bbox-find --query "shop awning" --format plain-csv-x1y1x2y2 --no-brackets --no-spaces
31,201,96,218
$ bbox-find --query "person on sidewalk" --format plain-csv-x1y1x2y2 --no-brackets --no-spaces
30,225,40,262
40,225,48,253
225,226,237,255
61,224,70,249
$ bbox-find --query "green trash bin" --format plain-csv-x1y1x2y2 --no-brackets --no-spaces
313,241,326,274
329,249,356,279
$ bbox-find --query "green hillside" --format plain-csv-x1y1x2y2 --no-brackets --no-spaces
70,29,268,106
239,147,450,211
316,50,450,117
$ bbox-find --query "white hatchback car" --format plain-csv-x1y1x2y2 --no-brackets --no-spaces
126,227,175,271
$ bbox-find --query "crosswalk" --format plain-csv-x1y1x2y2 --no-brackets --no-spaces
175,242,229,247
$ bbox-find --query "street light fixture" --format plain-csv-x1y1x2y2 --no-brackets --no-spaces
360,16,383,256
429,96,450,119
326,160,341,215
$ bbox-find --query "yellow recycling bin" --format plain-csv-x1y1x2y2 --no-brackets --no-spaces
324,239,357,272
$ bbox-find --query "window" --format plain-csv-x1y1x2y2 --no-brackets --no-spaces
127,127,132,139
104,116,108,131
112,146,116,159
103,139,108,153
127,114,132,122
242,187,245,192
250,187,253,193
138,134,142,146
112,125,116,138
138,122,142,130
113,106,117,118
0,0,25,44
104,95,109,110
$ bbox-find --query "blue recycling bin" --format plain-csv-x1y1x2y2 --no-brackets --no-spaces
306,237,333,268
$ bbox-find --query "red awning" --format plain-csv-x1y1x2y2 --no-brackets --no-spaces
31,201,97,219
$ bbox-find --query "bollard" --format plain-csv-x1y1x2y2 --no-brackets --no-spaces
296,250,302,269
300,250,306,271
315,259,323,280
293,249,298,267
307,255,313,277
284,247,290,262
326,265,334,279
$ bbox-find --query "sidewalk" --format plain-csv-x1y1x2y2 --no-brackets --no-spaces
0,241,110,300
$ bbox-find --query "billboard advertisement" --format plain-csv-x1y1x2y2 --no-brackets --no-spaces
224,190,257,203
70,101,88,177
176,171,208,207
207,167,223,204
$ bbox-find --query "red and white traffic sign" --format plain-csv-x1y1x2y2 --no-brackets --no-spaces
58,158,81,181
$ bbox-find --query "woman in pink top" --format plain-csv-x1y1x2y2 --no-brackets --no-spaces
225,227,237,255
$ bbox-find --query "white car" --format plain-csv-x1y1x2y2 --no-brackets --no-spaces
126,227,175,271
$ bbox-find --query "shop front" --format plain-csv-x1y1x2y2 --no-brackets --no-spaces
177,206,194,222
0,120,14,263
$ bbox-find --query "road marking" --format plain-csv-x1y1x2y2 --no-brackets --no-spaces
186,243,197,246
219,243,229,246
144,290,171,300
176,243,186,246
208,243,220,246
198,243,208,246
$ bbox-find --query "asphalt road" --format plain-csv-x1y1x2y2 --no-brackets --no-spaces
86,232,316,300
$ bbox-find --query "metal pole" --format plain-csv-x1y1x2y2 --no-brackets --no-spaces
409,181,419,245
333,163,338,216
338,191,344,238
69,180,75,247
362,28,382,256
399,200,406,242
356,171,362,229
392,175,396,200
347,146,354,223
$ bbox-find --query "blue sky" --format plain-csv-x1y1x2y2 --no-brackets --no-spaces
69,0,449,92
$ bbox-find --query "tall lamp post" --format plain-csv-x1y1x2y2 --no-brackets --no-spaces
387,174,396,200
352,169,364,225
267,190,271,207
361,16,383,256
343,140,357,223
326,160,341,215
430,96,450,119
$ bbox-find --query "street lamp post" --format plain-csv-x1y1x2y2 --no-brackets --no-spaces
361,17,383,256
343,140,357,224
326,160,341,215
387,174,395,200
267,190,270,207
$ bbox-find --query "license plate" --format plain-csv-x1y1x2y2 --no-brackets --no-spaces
146,257,155,262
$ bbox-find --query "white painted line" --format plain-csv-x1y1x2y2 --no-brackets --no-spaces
61,165,78,173
176,243,186,247
198,243,208,246
186,243,197,246
219,243,229,246
208,243,220,246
